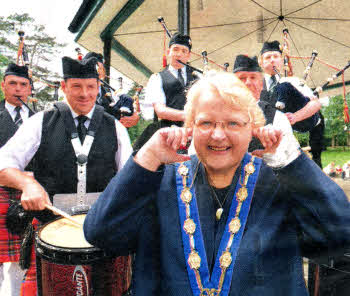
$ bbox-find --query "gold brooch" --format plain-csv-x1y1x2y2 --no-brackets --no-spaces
236,187,248,202
178,164,189,176
245,162,255,175
184,218,196,235
229,217,241,234
188,250,201,270
181,188,193,203
219,251,232,268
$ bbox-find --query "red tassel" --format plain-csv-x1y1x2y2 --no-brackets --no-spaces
163,54,167,68
344,104,350,123
341,73,349,123
162,27,167,68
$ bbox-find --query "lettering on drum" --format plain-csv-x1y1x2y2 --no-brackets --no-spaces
39,214,93,248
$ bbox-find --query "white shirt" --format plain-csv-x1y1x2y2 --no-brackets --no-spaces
0,102,133,172
143,65,188,120
5,101,30,122
264,73,279,91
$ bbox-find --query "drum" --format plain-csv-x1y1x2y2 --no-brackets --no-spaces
35,214,132,296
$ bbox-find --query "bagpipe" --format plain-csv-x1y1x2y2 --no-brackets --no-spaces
273,58,350,132
279,28,350,123
268,27,350,131
108,76,134,118
17,31,61,110
272,64,320,133
158,16,230,74
273,29,316,129
16,31,37,113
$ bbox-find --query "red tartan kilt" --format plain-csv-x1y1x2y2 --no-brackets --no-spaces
0,186,22,262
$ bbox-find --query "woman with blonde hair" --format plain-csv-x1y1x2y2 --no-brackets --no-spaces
84,71,350,296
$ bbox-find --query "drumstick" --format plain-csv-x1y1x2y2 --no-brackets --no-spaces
45,204,82,227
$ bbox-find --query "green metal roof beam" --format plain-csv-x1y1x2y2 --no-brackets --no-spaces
100,0,145,40
111,38,152,78
74,0,106,42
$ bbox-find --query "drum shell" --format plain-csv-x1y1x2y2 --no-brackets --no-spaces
35,216,131,296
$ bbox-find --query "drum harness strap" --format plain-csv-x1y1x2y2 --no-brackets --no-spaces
55,103,104,209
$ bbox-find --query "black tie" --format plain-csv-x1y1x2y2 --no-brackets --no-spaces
14,106,23,127
77,115,88,144
178,69,185,86
270,75,277,90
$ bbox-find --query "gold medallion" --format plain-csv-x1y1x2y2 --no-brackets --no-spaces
216,208,223,221
229,217,241,234
219,251,232,268
178,164,189,176
183,218,196,234
236,187,248,202
245,162,255,175
188,250,201,270
181,188,192,203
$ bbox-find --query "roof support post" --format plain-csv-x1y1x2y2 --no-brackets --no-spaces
178,0,190,35
103,37,112,84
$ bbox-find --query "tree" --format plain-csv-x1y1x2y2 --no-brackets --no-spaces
294,131,309,147
323,94,350,147
0,13,66,108
0,54,10,101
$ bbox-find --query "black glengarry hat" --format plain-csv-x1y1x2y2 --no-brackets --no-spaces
4,63,30,80
260,40,282,55
83,52,104,64
62,56,99,80
233,55,261,73
169,32,192,51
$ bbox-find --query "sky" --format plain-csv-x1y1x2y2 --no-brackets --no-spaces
1,1,132,89
1,1,83,66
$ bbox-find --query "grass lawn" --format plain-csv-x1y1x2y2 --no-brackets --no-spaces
321,147,350,167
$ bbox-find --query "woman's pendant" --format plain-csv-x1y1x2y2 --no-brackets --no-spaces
216,208,223,220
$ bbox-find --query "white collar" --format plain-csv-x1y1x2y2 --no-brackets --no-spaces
5,101,29,114
5,101,18,113
264,73,272,80
169,64,186,75
64,98,95,120
264,73,279,81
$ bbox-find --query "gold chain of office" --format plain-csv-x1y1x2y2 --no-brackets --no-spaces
177,156,255,296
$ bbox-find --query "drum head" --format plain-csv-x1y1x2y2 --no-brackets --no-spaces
36,214,103,265
39,214,91,248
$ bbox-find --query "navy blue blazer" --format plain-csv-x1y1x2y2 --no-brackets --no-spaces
84,153,350,296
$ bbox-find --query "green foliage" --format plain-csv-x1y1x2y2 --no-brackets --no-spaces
0,54,10,101
323,94,350,146
128,118,152,144
294,131,310,147
322,147,350,167
0,13,66,107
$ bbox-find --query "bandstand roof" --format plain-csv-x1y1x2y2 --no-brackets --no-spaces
69,0,350,97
